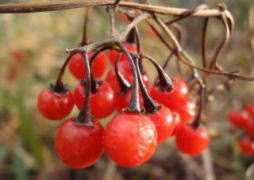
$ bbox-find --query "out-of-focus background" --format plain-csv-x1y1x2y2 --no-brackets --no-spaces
0,0,254,179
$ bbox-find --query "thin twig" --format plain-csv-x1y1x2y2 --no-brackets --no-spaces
80,7,89,45
201,18,209,68
208,11,232,69
67,13,150,53
152,14,205,87
0,0,228,18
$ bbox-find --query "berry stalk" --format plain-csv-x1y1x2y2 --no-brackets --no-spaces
116,41,140,113
75,51,93,127
54,53,74,92
135,55,160,114
142,54,173,92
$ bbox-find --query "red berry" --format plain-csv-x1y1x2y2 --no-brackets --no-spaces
150,76,189,111
109,42,137,65
105,61,149,92
68,52,108,80
245,103,254,117
104,113,157,167
147,105,175,143
228,110,249,128
55,119,104,168
171,112,182,135
73,81,115,119
238,136,254,155
176,100,196,124
175,124,210,156
37,87,74,120
244,116,254,137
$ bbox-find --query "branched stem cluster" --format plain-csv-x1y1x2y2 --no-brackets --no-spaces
1,0,254,127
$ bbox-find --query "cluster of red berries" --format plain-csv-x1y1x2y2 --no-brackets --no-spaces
228,104,254,155
37,42,210,169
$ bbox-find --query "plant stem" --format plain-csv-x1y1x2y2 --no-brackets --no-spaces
54,53,74,92
135,55,160,114
80,7,89,46
115,55,131,93
0,0,226,18
116,41,140,113
75,51,93,127
192,85,205,129
142,54,173,92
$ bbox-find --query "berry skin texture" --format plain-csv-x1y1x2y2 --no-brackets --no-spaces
73,81,115,119
175,124,210,156
68,52,108,80
147,105,175,143
104,113,157,167
38,87,74,120
150,76,189,111
228,110,249,129
55,119,104,168
239,136,254,155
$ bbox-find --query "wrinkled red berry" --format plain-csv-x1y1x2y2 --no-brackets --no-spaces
104,113,157,167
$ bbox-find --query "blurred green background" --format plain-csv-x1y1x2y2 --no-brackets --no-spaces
0,0,254,179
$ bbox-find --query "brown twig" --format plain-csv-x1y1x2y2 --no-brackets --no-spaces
208,8,232,69
0,0,227,17
201,18,209,68
80,8,89,45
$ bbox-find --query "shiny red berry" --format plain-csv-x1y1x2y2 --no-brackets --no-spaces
150,76,189,111
55,119,104,168
245,103,254,117
104,113,157,167
147,105,175,143
68,52,108,80
37,87,74,120
176,100,196,124
244,116,254,137
238,136,254,155
175,124,210,156
109,42,137,65
228,110,249,128
73,81,115,119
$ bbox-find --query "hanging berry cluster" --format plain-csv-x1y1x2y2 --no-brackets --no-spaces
228,104,254,155
37,32,211,168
